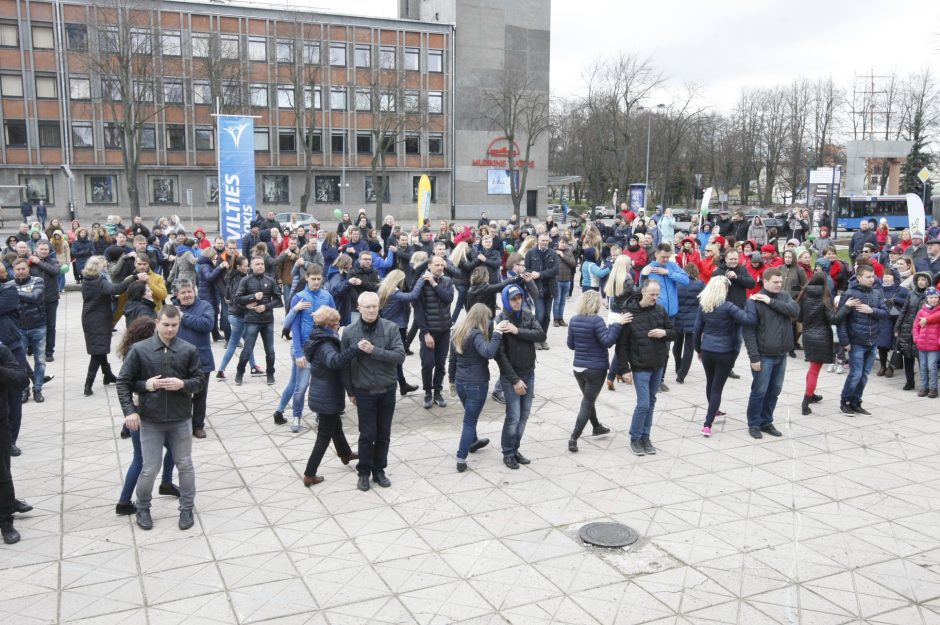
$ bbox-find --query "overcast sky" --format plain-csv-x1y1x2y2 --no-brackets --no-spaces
205,0,939,111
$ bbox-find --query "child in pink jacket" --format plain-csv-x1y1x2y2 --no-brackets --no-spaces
913,287,940,397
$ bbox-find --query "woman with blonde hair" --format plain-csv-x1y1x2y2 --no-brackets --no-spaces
402,250,429,353
604,254,637,390
81,255,139,395
449,241,473,323
692,275,756,436
517,236,537,258
450,303,509,472
378,269,424,395
565,291,631,452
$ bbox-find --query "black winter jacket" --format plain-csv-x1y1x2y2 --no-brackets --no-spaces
116,335,205,423
494,307,545,383
0,342,28,421
835,283,887,347
30,256,60,303
743,290,800,362
414,276,454,334
341,317,406,394
82,274,135,355
305,326,359,415
470,247,502,284
712,265,756,309
895,275,930,358
674,279,705,333
234,272,282,323
468,276,523,315
615,293,674,373
524,246,559,295
0,281,22,347
14,276,45,330
798,285,835,364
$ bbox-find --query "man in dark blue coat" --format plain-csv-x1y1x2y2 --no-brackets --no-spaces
172,280,214,438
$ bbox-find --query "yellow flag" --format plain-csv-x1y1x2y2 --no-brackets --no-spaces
417,175,431,228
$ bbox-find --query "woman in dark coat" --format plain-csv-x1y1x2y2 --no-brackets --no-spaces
81,255,137,395
797,272,835,414
377,269,423,395
877,269,908,377
122,280,157,326
70,227,94,282
196,248,227,342
672,264,704,384
301,306,360,485
895,271,933,390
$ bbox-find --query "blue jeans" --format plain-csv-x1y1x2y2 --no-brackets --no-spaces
456,382,488,461
500,372,534,456
533,290,552,334
237,322,274,375
746,355,787,427
119,428,175,503
292,363,311,417
57,273,65,292
841,344,877,405
451,284,469,324
553,281,571,320
277,363,298,412
919,350,940,392
20,327,46,391
629,369,662,441
218,315,256,372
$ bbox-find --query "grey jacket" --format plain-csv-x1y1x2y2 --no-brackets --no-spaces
340,317,406,395
116,335,205,423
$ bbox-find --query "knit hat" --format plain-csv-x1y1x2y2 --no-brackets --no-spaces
912,231,925,240
760,244,776,254
926,287,939,298
713,235,726,247
786,238,800,247
750,252,764,264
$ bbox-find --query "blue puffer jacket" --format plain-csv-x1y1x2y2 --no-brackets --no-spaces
175,298,216,372
304,326,359,415
449,328,503,384
835,283,888,347
692,301,756,353
289,287,336,358
380,279,425,328
566,314,623,370
878,281,908,349
641,261,689,317
196,256,224,306
674,279,705,333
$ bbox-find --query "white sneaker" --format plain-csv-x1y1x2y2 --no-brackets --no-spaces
826,364,835,373
290,417,302,433
836,365,844,374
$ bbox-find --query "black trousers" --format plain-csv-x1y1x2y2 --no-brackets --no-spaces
303,413,353,477
571,368,605,439
191,380,209,429
7,346,25,444
701,350,736,427
0,406,15,523
420,330,450,394
354,386,396,477
45,300,58,357
673,332,695,381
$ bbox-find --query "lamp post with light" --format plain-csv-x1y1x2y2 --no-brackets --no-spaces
641,103,666,211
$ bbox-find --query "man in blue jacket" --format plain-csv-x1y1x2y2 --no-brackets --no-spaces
172,281,214,438
835,264,887,416
639,243,689,391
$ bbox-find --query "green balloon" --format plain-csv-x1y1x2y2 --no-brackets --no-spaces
332,208,343,220
505,244,515,253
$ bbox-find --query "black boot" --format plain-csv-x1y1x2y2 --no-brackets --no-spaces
84,365,96,396
102,362,117,385
801,395,812,415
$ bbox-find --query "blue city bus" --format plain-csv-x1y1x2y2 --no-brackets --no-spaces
835,195,910,230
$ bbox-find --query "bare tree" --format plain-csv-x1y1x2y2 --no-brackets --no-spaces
733,89,764,206
285,33,322,212
655,86,705,206
479,70,551,218
781,79,811,205
811,77,840,166
193,33,244,115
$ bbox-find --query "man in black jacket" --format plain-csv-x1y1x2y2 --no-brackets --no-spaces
835,265,888,415
524,234,559,349
347,253,380,321
742,268,800,439
710,250,755,379
494,284,545,469
13,259,46,403
0,340,30,544
30,241,59,362
0,268,26,457
117,305,204,531
233,256,282,385
414,255,454,409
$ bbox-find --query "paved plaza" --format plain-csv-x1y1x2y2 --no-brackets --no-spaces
3,290,940,625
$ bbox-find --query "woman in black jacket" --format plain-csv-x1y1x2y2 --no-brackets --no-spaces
672,264,704,384
81,256,137,396
123,280,157,327
301,306,360,486
894,271,933,390
615,282,674,456
449,242,474,324
797,273,835,414
216,256,260,378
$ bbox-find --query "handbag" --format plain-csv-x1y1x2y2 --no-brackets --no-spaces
889,348,903,369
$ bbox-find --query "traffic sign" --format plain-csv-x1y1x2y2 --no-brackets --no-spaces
918,167,930,183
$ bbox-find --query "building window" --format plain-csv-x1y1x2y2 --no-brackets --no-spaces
103,123,123,148
20,174,53,204
355,88,371,112
278,130,296,152
314,176,340,203
379,45,395,69
140,125,156,149
365,176,390,202
303,42,320,64
0,24,18,48
165,125,186,150
32,25,54,49
0,75,22,98
191,33,210,58
428,49,443,73
254,128,269,152
330,132,345,153
405,133,420,154
248,37,266,62
382,134,396,154
356,132,372,154
130,28,152,55
262,175,289,204
303,86,321,109
69,76,90,100
305,130,321,152
102,78,122,101
161,31,181,56
98,26,118,54
133,80,153,102
412,175,437,202
428,133,444,155
86,175,116,203
329,87,346,111
276,39,293,63
354,44,371,68
404,90,419,113
220,34,239,59
428,91,444,114
250,84,268,107
277,86,294,109
163,79,184,104
35,75,57,99
38,123,60,147
192,80,211,105
206,176,219,204
71,122,93,148
65,24,87,51
329,43,346,66
404,47,419,71
194,126,214,150
150,176,178,204
379,91,396,112
4,121,26,147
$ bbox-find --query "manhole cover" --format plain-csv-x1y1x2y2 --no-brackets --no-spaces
579,522,639,548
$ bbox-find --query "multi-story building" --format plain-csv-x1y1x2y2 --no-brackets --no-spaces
0,0,549,225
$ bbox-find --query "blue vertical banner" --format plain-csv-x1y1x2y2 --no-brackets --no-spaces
217,116,256,241
628,183,646,213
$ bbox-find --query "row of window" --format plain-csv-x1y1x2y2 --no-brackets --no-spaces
3,120,445,155
0,22,445,72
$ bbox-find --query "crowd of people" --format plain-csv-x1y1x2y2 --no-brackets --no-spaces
1,201,938,543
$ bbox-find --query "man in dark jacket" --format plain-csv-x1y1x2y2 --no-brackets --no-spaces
0,340,29,544
494,284,546,469
0,268,26,457
233,256,282,385
347,253,380,319
742,268,800,439
524,234,559,349
172,281,214,438
414,255,454,409
732,212,750,244
835,264,887,416
341,292,406,492
711,250,756,379
849,220,878,261
915,239,940,277
12,258,46,403
117,305,204,531
30,240,60,362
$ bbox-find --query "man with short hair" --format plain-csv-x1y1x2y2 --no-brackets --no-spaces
29,241,60,362
12,259,45,403
117,305,204,531
849,220,878,261
640,243,690,390
341,292,406,492
835,265,887,416
742,268,800,439
524,234,559,349
172,281,214,438
233,256,282,386
915,239,940,277
414,255,454,409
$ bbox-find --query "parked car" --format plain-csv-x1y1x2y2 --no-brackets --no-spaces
593,205,616,218
276,212,319,231
744,208,786,234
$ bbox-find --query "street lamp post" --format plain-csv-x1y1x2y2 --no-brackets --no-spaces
642,103,666,211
